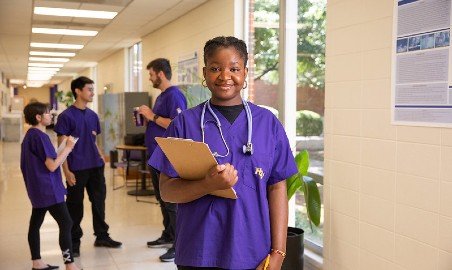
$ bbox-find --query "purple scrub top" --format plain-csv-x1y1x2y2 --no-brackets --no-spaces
145,86,187,156
54,105,104,171
21,128,66,208
150,101,298,269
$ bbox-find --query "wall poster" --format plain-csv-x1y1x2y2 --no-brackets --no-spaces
392,0,452,126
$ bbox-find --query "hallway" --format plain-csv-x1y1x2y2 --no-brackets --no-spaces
0,137,176,270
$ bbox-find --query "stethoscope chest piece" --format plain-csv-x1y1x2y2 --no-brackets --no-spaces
243,142,253,155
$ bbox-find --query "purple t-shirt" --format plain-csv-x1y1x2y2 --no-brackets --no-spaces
145,86,187,156
21,128,66,208
54,105,104,171
150,102,298,269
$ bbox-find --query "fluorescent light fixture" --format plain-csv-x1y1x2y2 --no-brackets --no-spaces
28,75,53,80
29,57,70,62
26,81,47,88
28,71,55,74
32,27,98,37
30,51,76,57
29,63,64,68
28,70,57,75
28,67,60,71
9,79,25,84
30,42,84,50
34,7,117,19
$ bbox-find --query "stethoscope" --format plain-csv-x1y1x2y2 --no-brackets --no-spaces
201,99,253,157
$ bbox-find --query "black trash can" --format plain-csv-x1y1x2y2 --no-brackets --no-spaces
282,227,304,270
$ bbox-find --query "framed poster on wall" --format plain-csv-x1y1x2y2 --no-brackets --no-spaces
392,0,452,127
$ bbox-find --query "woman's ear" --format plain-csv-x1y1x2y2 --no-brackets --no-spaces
202,66,207,79
35,114,42,123
244,67,249,77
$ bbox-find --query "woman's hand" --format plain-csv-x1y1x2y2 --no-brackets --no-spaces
255,253,284,270
203,163,238,191
65,136,76,150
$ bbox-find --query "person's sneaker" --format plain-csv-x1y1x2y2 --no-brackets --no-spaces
159,247,175,262
94,236,122,248
147,236,173,248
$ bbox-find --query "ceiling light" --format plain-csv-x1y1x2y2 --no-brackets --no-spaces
30,42,84,50
34,7,117,19
32,27,98,36
28,74,53,79
29,63,64,68
28,70,57,75
10,79,25,84
29,57,70,62
30,51,76,57
28,67,60,71
26,81,46,88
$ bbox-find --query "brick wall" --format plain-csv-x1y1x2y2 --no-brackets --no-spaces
253,79,325,116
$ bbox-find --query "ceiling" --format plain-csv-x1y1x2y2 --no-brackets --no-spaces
0,0,208,87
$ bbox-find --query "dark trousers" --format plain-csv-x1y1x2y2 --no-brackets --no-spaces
28,202,75,264
150,166,177,242
66,165,109,248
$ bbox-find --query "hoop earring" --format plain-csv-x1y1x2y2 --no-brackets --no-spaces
242,80,248,89
202,79,207,87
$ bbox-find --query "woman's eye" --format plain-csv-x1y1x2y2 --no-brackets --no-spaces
231,67,240,72
210,67,220,72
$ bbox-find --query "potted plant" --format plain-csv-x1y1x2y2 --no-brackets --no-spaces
54,90,75,108
282,149,322,270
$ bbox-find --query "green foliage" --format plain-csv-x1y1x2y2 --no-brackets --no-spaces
54,90,74,107
178,84,211,108
286,150,322,227
296,110,323,136
254,0,326,89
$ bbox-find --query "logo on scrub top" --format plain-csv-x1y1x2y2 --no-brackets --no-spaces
92,131,97,136
255,167,264,180
176,108,182,114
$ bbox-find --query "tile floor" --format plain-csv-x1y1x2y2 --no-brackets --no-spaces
0,136,177,270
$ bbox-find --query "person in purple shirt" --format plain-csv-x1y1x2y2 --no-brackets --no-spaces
21,102,81,270
136,58,187,262
149,36,298,270
54,76,121,258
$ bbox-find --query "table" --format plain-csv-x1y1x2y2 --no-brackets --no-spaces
116,144,154,196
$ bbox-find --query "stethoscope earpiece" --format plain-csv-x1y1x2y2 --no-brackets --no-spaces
201,99,253,157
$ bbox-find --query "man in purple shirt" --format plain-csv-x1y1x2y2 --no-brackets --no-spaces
137,58,187,262
54,76,121,258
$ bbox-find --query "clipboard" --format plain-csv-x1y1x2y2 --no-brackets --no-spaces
155,137,237,199
57,136,79,155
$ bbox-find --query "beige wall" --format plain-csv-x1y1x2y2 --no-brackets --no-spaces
17,86,50,105
141,0,235,104
324,1,452,270
97,49,125,95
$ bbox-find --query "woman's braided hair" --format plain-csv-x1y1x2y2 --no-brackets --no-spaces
203,36,248,67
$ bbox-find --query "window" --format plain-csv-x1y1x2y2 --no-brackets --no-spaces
129,42,142,92
249,0,326,266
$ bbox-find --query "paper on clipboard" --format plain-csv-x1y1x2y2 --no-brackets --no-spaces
155,137,237,199
57,136,79,155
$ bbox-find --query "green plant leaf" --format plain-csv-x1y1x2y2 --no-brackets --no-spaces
295,149,309,176
303,175,321,227
286,173,302,200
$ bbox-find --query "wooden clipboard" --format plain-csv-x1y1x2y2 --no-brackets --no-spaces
155,137,237,199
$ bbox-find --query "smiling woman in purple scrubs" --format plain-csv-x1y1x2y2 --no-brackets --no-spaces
21,102,80,270
150,36,298,270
